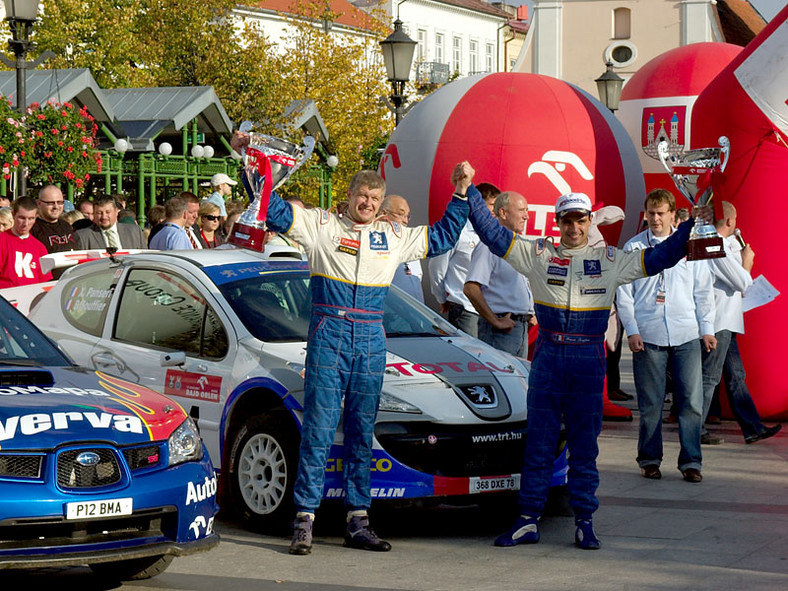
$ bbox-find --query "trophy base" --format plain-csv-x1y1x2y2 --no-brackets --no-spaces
228,222,267,252
687,236,726,261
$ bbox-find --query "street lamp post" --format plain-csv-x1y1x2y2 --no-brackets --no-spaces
595,61,625,113
379,19,416,126
1,0,53,196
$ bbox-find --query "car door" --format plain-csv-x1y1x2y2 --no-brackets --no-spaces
90,263,236,463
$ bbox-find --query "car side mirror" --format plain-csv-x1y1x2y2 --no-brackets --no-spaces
160,351,186,367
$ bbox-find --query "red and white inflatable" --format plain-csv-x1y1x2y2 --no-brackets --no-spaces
380,72,644,249
617,42,742,240
691,6,788,420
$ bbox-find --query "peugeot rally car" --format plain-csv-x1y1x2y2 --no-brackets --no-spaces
26,248,568,530
0,295,218,579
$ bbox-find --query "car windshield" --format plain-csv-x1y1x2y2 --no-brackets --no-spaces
217,269,458,342
0,297,72,367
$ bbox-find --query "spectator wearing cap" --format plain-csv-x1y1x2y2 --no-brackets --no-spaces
206,173,237,218
456,160,698,550
463,191,534,356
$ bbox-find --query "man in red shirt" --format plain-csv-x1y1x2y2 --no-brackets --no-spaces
0,197,53,288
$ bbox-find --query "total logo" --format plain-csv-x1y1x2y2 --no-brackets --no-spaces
185,475,218,506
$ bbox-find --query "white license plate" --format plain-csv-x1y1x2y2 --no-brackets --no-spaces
65,498,133,520
469,475,520,494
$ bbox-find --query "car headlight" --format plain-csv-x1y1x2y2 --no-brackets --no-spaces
168,417,204,466
378,392,422,414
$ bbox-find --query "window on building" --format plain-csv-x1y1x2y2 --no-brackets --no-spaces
613,7,631,39
486,43,495,72
453,36,462,74
435,32,444,63
417,29,427,62
469,40,479,74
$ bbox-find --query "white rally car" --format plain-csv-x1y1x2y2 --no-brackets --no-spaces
24,248,568,530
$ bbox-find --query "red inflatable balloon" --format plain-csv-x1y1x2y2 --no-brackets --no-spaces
691,8,788,420
617,42,742,241
380,72,645,249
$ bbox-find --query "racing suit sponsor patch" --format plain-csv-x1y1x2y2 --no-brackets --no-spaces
369,232,388,250
547,266,568,276
549,256,570,266
583,260,602,276
581,287,606,295
606,246,616,262
547,278,565,286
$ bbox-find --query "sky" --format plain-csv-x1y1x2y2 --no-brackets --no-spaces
515,1,784,22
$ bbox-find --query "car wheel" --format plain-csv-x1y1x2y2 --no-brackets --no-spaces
228,414,298,532
90,554,173,580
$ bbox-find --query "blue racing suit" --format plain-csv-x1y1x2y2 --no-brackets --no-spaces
467,186,692,519
266,192,469,512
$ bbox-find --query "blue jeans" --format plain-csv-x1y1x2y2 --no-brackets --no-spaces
634,340,703,472
477,316,528,357
447,303,479,337
703,331,767,440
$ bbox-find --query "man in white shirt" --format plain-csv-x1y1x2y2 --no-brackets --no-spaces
464,191,535,357
428,183,499,335
701,201,781,444
617,189,716,484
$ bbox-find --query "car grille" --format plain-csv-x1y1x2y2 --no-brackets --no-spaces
0,454,43,479
0,507,178,551
57,448,121,489
123,445,162,471
375,421,565,477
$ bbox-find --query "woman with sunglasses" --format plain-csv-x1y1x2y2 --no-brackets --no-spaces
198,202,224,248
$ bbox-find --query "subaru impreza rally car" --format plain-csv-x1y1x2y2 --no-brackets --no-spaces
0,295,218,579
24,248,568,530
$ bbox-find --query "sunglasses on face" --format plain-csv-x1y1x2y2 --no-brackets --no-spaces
202,214,220,221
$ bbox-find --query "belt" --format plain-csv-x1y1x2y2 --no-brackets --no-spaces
538,328,604,345
496,313,532,323
312,304,384,322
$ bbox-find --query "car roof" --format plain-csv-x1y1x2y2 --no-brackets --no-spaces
64,245,306,273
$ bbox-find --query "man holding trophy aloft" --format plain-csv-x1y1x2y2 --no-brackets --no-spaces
232,129,470,556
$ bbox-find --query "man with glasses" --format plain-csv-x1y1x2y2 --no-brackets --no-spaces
75,195,146,250
31,185,76,277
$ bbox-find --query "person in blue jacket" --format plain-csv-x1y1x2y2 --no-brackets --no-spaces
231,140,470,555
455,161,701,550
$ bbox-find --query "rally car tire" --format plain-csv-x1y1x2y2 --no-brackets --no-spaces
228,414,298,532
90,554,173,580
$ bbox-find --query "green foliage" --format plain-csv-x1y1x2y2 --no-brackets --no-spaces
0,98,26,179
0,95,100,188
25,101,100,188
24,0,396,202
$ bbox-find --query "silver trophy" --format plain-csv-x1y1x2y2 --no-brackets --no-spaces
658,136,730,260
229,121,315,251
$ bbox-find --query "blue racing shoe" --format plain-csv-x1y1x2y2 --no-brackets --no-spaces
574,518,601,550
494,515,540,547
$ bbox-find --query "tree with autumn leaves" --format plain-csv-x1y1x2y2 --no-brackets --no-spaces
19,0,398,201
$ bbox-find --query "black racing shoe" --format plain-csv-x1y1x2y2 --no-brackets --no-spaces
344,515,392,552
289,515,313,555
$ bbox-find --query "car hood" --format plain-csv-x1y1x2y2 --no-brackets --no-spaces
383,336,526,420
0,366,188,449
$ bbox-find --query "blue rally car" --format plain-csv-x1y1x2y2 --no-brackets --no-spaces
0,296,218,579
